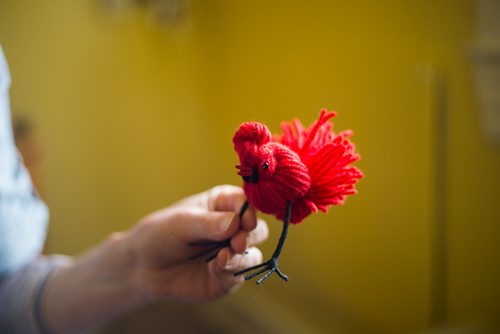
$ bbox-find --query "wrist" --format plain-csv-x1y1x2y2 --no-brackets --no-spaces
43,231,147,333
103,231,148,307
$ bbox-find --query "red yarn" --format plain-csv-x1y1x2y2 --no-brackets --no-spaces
233,109,363,224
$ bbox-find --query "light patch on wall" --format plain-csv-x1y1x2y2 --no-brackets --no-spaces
96,0,191,29
469,0,500,146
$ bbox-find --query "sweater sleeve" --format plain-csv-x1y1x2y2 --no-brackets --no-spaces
0,255,73,334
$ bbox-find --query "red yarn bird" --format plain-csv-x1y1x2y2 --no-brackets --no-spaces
191,109,363,285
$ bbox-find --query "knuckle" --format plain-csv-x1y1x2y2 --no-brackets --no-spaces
253,248,263,264
259,219,270,239
207,185,228,210
211,184,243,200
219,184,241,193
170,208,189,222
243,247,263,267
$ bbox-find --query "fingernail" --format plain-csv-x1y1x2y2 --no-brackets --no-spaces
218,249,229,268
221,213,236,233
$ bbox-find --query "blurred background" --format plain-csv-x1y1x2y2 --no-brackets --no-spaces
1,0,499,333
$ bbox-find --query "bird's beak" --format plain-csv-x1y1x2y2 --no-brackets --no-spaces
236,165,259,183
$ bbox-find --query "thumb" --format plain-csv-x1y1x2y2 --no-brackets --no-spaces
173,209,240,243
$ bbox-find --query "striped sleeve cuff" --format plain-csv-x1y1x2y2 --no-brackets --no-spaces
0,255,73,334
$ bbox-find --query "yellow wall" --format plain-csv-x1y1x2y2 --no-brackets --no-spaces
0,0,498,333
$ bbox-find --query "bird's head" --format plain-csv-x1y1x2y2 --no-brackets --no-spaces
233,122,277,184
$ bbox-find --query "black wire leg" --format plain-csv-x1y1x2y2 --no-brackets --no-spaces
188,200,250,262
233,202,291,285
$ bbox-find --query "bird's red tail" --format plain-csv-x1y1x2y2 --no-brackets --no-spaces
276,109,363,214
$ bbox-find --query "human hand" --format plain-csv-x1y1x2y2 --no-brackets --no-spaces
126,185,268,302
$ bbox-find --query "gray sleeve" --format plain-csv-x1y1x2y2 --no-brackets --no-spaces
0,255,73,334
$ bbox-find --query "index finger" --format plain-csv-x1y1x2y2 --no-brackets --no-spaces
207,185,257,231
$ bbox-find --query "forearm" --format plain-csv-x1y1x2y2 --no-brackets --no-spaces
43,232,146,334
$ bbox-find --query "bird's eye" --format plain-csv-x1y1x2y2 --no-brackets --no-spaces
262,162,269,170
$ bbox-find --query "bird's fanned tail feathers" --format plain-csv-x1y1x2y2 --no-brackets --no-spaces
276,109,363,216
